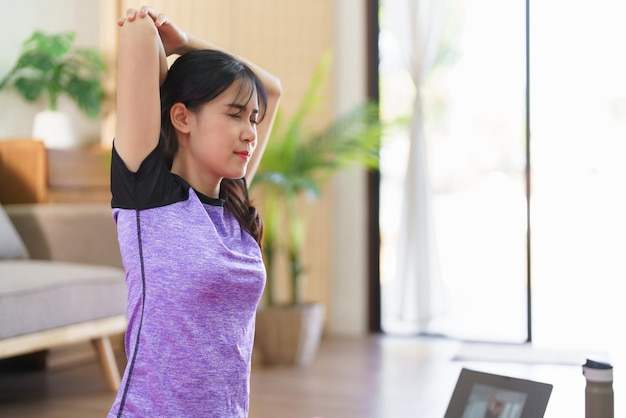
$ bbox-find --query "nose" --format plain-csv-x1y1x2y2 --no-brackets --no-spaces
241,123,257,143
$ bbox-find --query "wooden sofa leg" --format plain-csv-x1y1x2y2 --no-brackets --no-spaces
92,336,121,393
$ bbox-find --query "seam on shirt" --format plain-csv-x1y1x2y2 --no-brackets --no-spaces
117,210,147,417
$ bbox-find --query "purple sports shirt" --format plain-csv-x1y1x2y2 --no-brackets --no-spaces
107,140,265,417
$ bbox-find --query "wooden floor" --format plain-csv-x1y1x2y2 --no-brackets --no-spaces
0,335,620,417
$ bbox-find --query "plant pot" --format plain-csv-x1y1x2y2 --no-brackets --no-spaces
255,302,325,366
32,110,77,149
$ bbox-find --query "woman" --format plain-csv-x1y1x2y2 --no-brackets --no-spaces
108,6,281,417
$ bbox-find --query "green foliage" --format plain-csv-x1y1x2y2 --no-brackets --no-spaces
0,31,105,118
251,53,386,306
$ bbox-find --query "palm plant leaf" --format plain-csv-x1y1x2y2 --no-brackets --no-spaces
253,52,382,194
282,51,332,155
250,51,393,306
293,101,383,178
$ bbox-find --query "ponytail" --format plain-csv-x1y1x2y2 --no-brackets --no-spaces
221,178,264,247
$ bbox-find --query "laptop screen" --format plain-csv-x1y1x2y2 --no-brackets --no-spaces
444,368,552,418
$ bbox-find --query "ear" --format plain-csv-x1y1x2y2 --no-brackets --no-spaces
170,103,191,134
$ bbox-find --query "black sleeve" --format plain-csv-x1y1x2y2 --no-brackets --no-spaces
110,138,189,210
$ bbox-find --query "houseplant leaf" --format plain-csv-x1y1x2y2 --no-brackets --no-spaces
251,53,386,308
0,31,104,117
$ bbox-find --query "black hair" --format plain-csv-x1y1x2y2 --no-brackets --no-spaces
160,49,267,246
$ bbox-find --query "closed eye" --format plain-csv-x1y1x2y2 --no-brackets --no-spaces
226,103,259,123
227,113,258,126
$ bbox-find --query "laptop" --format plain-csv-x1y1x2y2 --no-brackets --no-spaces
444,368,553,418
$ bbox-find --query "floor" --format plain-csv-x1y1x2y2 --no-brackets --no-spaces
0,335,620,418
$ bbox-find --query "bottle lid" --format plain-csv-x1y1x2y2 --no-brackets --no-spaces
583,358,613,382
584,358,613,370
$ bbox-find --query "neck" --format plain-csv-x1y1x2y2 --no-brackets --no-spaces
171,158,221,199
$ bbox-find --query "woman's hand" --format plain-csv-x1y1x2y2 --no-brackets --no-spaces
118,5,188,56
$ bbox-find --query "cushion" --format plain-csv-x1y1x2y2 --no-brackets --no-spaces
0,260,127,339
0,139,48,204
0,205,29,259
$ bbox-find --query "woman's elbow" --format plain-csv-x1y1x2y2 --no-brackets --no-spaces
266,74,283,101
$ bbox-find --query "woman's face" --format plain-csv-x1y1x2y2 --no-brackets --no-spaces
183,81,259,185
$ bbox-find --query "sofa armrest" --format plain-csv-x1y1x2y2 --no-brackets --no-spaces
5,204,122,268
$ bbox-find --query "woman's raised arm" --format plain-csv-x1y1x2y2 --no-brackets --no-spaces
114,7,168,172
116,6,282,180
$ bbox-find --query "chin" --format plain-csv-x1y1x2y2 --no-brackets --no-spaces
225,171,246,180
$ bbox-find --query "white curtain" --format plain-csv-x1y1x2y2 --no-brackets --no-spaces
382,0,448,333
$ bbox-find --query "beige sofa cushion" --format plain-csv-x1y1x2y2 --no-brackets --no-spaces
0,260,126,339
0,205,29,259
6,204,122,268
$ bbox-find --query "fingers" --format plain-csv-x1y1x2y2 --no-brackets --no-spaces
118,6,166,27
142,6,167,27
155,13,167,27
139,5,156,19
117,8,139,26
127,8,139,21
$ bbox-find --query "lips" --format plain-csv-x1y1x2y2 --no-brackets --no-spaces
234,150,251,160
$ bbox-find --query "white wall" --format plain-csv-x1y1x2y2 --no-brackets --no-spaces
0,0,103,144
330,0,370,335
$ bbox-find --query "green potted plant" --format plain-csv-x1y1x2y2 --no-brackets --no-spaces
250,53,385,366
0,30,105,148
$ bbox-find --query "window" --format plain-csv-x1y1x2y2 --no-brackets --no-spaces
530,0,626,354
380,0,528,342
380,0,626,357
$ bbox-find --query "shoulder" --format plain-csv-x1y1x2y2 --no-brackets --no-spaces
111,138,189,210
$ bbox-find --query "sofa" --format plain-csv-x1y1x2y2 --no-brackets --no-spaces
0,203,127,392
